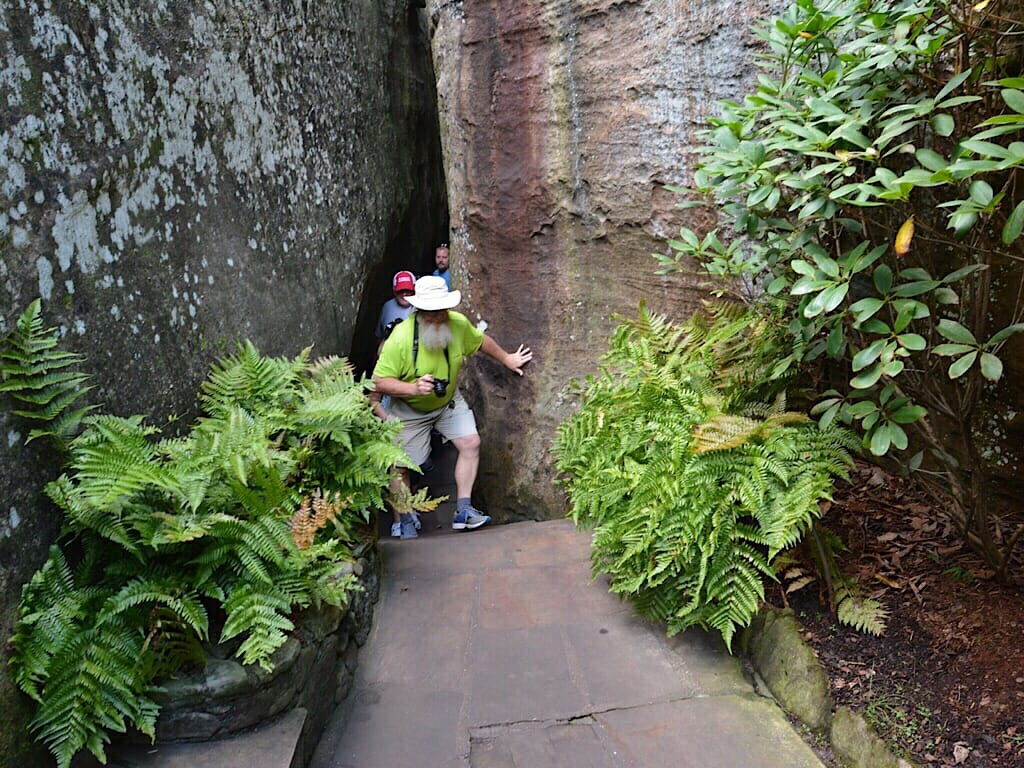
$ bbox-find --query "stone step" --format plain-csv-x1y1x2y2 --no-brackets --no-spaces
100,707,306,768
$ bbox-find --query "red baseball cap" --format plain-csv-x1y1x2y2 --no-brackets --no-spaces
392,271,415,292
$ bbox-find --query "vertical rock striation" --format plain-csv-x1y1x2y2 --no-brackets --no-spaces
0,2,444,762
426,0,780,518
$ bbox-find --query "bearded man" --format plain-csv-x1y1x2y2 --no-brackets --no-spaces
373,275,532,539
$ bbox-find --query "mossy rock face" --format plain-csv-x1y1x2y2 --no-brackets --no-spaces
831,706,916,768
743,607,833,732
1,0,444,761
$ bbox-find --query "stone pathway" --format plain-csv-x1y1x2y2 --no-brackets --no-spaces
311,518,825,768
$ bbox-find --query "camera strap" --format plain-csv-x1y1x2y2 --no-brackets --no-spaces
412,315,450,378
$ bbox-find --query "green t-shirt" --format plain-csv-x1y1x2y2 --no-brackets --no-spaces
373,310,484,412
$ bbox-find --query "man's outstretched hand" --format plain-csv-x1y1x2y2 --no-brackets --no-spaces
506,344,533,376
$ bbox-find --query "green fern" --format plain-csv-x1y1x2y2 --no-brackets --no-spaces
9,327,404,767
836,584,889,636
0,299,93,448
554,305,855,648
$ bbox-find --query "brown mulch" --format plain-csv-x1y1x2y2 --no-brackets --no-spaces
769,462,1024,768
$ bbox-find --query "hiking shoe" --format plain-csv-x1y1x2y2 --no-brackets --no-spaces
452,507,491,531
400,513,419,539
390,521,402,538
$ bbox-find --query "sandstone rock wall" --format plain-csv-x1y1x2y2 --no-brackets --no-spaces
0,2,444,762
426,0,781,518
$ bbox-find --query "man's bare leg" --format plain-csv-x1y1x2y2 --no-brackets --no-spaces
451,433,480,499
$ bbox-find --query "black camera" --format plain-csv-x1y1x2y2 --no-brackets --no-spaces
432,378,448,397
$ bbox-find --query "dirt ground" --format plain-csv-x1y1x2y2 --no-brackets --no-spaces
769,462,1024,768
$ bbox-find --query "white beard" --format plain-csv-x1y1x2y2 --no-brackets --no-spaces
420,321,453,351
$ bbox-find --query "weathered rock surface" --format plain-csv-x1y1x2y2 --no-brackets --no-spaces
425,0,782,518
0,2,444,763
742,607,832,733
831,706,916,768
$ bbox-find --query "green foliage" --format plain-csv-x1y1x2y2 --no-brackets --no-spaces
660,0,1024,578
779,527,890,635
0,299,93,448
835,583,889,636
553,305,856,648
4,304,404,768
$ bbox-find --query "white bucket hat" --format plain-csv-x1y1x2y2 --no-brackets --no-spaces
408,275,461,310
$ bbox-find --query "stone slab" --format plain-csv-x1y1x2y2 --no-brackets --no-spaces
597,695,824,768
313,520,824,768
106,707,306,768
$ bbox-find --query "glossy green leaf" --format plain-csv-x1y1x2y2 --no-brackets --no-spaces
1002,89,1024,115
818,402,841,430
811,253,840,278
898,267,932,281
933,343,974,356
987,323,1024,345
891,405,926,423
791,259,818,276
792,276,828,295
969,180,994,206
889,423,908,450
979,353,1003,381
892,280,940,297
851,362,884,389
935,70,972,103
847,401,878,418
826,323,845,357
931,114,954,136
860,319,891,334
936,318,977,344
853,339,887,371
869,424,892,456
948,351,978,378
714,125,739,150
891,299,930,320
1002,200,1024,244
882,359,905,377
915,148,946,171
893,308,915,333
897,333,926,351
850,297,884,322
874,264,893,293
820,282,849,312
942,264,986,283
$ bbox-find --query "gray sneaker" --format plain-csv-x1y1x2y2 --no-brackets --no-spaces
452,506,491,531
400,513,419,539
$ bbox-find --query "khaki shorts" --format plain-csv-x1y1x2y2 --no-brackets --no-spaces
387,389,478,467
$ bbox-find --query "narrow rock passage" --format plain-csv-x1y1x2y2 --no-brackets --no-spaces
311,519,824,768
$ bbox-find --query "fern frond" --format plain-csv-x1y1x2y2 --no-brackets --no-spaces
200,341,308,418
836,583,889,635
220,584,294,670
0,300,94,448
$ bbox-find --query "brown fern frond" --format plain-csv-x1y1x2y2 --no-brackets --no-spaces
692,415,764,453
291,489,352,549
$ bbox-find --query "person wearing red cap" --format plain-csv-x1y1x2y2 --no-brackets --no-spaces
375,270,417,345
